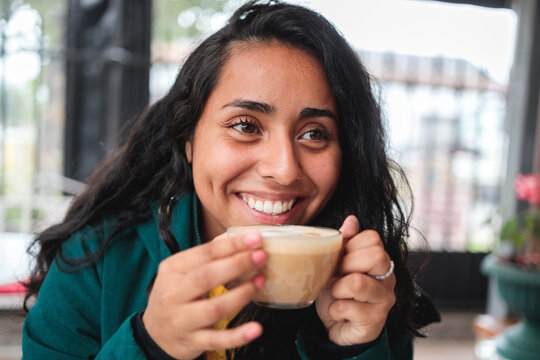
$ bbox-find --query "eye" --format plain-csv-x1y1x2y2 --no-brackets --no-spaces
299,127,330,141
234,122,257,134
230,118,261,135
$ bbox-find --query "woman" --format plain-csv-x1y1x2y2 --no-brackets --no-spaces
22,1,438,359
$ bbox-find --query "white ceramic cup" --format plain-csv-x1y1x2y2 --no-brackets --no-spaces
227,225,342,309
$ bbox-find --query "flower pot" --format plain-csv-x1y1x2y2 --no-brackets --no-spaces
481,254,540,360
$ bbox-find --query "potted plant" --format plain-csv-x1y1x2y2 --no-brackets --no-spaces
481,173,540,360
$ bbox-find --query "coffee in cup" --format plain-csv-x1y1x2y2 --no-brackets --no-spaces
227,225,342,309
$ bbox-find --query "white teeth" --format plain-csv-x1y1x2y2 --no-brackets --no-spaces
272,202,282,215
242,196,296,215
283,201,290,212
263,201,273,214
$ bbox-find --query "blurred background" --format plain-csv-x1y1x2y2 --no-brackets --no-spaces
1,0,539,359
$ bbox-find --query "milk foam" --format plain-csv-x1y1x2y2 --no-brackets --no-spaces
228,225,342,254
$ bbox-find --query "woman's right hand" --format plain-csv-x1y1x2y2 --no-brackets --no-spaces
142,231,267,359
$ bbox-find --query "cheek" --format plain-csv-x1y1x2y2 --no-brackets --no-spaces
321,163,341,194
306,150,342,194
192,141,254,189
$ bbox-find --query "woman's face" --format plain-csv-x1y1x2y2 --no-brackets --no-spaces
186,43,342,241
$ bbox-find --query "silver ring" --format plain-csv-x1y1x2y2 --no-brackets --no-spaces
374,260,394,280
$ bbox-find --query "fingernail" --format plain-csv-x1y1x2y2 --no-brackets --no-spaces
253,274,266,290
244,323,262,340
251,250,267,265
244,232,262,248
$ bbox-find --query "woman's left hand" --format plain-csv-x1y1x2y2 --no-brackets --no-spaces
315,215,396,346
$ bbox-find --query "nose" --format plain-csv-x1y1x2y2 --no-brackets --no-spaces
257,135,301,186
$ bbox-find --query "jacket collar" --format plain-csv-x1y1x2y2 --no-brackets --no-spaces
135,192,202,265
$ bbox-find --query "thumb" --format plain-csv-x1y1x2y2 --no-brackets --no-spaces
339,215,359,241
212,233,228,242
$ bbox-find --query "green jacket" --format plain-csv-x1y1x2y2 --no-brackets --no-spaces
22,192,413,359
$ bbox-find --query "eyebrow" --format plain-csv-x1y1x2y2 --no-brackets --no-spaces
299,107,337,121
223,99,275,114
223,98,337,121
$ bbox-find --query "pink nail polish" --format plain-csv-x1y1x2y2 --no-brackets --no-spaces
253,274,266,289
251,250,267,265
244,232,262,248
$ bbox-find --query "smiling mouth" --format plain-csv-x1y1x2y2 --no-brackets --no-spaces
240,196,296,215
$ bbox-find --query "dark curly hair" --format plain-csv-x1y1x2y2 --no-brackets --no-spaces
26,1,422,358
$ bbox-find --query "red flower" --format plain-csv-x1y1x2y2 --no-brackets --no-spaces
515,252,540,267
515,173,540,205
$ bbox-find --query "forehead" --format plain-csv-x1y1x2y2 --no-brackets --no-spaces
226,40,319,67
207,42,335,110
223,41,324,79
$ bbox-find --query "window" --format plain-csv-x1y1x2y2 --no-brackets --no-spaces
149,0,517,252
0,1,72,233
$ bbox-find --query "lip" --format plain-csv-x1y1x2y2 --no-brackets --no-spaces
237,191,301,202
235,192,305,224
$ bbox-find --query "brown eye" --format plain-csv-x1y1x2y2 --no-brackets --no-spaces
300,128,329,141
233,122,258,134
307,130,322,140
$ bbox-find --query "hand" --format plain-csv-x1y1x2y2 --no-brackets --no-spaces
142,232,267,359
315,216,396,346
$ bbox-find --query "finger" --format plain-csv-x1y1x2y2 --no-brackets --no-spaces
178,249,267,301
341,246,392,277
211,233,228,242
191,321,263,351
180,277,265,329
326,299,388,345
339,215,359,241
345,230,383,252
161,231,263,275
334,216,360,275
327,298,393,325
331,272,396,304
